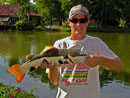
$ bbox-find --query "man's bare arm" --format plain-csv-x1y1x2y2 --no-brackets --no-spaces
86,55,123,71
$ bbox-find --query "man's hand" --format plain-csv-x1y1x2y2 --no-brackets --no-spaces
86,55,123,71
40,60,54,69
86,55,101,67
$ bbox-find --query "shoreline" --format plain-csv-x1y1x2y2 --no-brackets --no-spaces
0,25,130,33
37,26,130,33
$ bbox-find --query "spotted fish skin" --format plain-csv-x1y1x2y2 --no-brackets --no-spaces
7,46,88,83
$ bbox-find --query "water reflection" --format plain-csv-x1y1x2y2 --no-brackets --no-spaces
0,31,130,98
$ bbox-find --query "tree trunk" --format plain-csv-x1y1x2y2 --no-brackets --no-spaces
56,9,62,26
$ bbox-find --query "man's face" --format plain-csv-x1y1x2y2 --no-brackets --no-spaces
68,13,90,38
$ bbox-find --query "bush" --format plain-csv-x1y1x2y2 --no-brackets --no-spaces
15,20,35,30
62,21,69,27
0,83,37,98
34,25,44,31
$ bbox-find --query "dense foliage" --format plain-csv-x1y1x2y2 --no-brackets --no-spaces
0,82,37,98
15,20,35,30
0,0,130,27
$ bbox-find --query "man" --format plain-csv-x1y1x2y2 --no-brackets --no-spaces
41,4,123,98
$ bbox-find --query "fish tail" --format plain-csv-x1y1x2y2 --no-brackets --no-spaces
7,64,26,83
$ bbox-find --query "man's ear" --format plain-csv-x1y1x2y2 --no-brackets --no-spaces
67,19,71,26
87,20,91,24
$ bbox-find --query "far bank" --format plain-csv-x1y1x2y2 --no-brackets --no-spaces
0,25,130,33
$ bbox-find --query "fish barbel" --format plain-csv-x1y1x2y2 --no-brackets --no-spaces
7,46,88,83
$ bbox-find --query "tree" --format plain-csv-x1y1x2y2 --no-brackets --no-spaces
119,0,130,27
0,0,7,4
18,4,32,21
36,0,62,26
8,0,30,5
61,0,89,21
89,0,120,27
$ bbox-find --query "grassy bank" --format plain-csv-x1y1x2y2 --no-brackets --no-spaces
2,25,130,33
87,26,130,33
0,82,37,98
35,25,130,33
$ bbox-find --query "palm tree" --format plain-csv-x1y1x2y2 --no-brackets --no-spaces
89,0,120,27
18,4,32,21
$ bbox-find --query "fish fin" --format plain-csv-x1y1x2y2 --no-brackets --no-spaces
40,46,55,53
7,64,26,83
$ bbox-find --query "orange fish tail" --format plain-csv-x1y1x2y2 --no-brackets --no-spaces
7,64,26,83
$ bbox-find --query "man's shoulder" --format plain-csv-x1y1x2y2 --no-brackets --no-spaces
87,35,102,42
55,37,69,43
54,37,70,48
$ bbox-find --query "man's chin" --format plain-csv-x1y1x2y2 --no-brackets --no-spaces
75,31,83,34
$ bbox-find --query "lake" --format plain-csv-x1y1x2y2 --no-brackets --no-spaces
0,31,130,98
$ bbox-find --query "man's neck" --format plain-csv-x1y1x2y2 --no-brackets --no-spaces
70,34,86,40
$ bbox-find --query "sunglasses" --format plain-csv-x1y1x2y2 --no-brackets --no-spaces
70,18,88,23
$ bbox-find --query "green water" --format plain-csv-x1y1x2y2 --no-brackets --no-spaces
0,31,130,98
